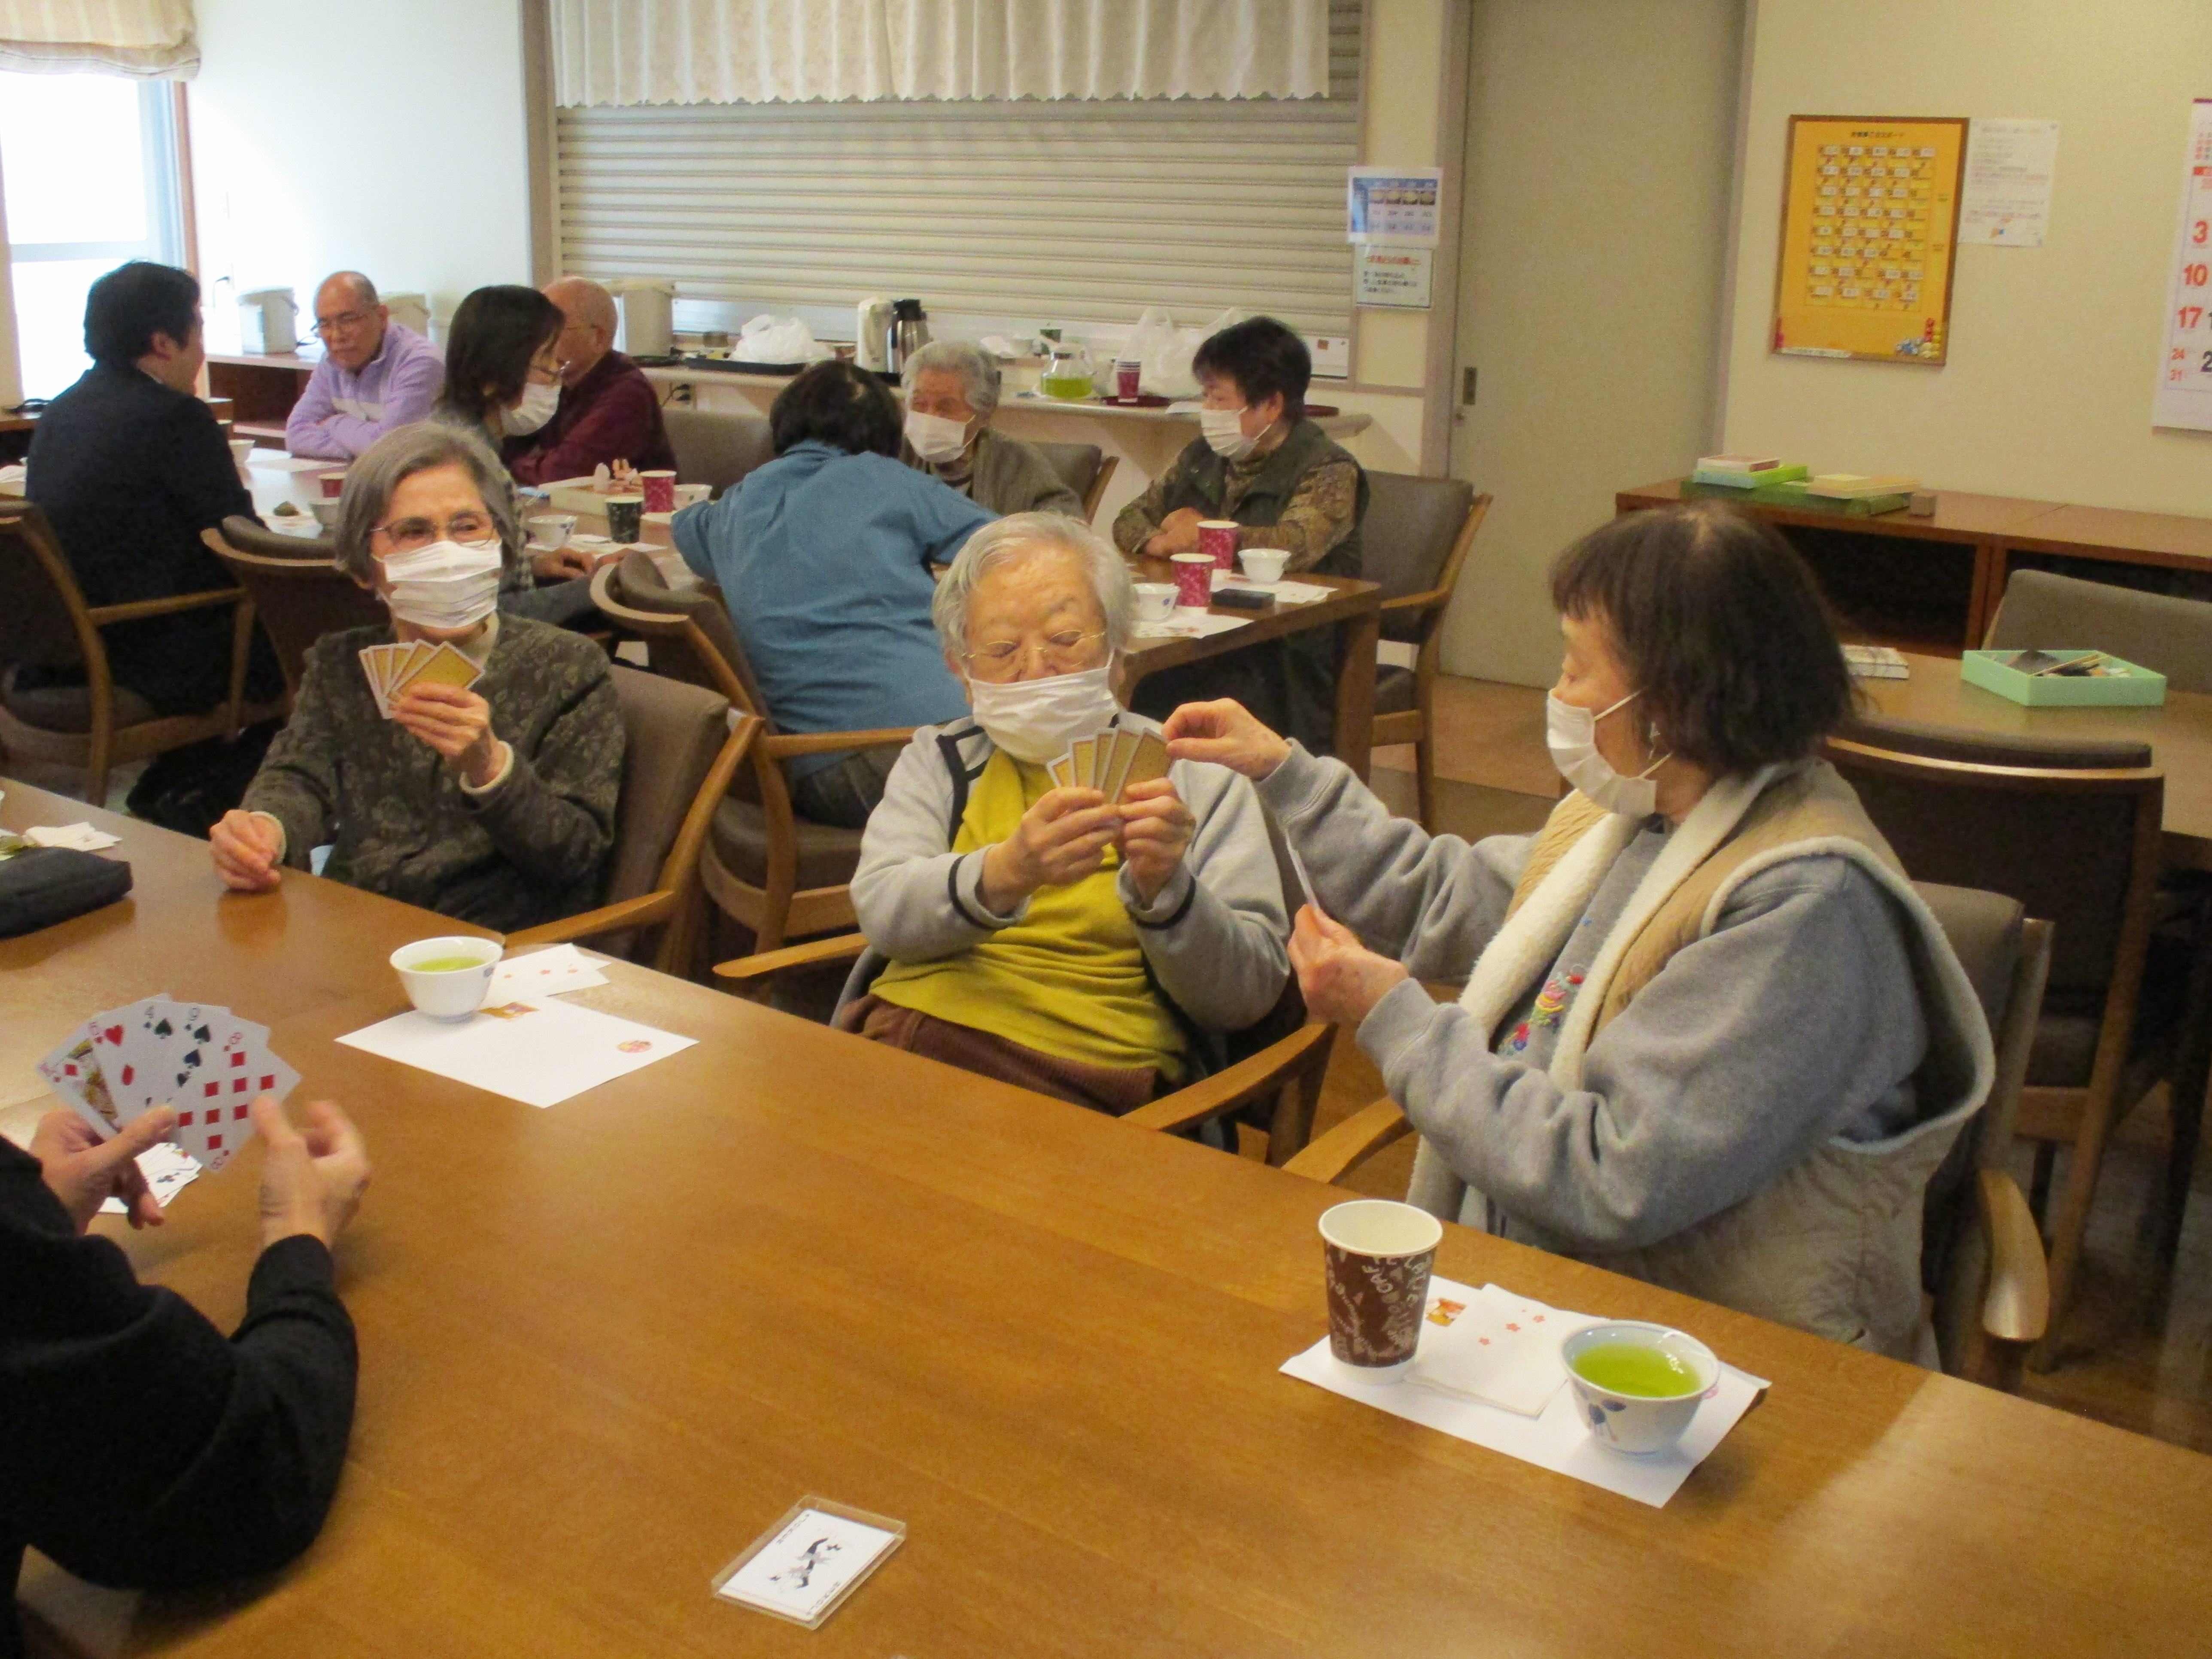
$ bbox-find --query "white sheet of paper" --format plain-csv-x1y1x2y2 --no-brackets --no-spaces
716,1509,900,1623
1280,1275,1768,1508
1405,1283,1605,1417
23,823,122,851
488,943,610,1001
335,996,695,1108
1132,613,1251,641
1215,577,1334,606
246,452,343,471
97,1142,202,1213
1958,118,2059,246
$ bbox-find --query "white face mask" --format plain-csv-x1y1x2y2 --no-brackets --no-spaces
1546,690,1670,819
1199,404,1260,462
505,380,561,436
965,662,1120,765
905,409,971,465
381,539,504,632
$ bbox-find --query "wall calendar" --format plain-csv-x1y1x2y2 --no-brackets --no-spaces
1771,115,1967,366
2152,100,2212,433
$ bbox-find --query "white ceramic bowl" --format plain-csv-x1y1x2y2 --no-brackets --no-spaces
1240,548,1290,584
1561,1320,1719,1455
390,936,501,1020
528,513,579,550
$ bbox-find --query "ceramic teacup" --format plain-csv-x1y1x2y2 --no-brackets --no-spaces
391,936,501,1020
1240,548,1289,584
1561,1320,1720,1455
1133,581,1177,623
529,513,579,551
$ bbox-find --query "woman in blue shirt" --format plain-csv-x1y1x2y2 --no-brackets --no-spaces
672,361,995,826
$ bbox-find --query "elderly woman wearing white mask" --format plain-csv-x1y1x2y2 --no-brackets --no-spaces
899,339,1084,518
209,423,623,931
842,512,1289,1116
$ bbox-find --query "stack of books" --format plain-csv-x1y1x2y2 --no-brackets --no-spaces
1691,454,1811,488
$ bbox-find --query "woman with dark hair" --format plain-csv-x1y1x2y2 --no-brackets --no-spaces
671,359,996,827
1165,503,1995,1361
432,284,598,622
1113,315,1368,754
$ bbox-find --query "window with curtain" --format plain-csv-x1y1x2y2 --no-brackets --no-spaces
551,0,1362,358
0,72,186,399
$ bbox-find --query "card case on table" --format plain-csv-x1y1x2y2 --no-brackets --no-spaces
710,1495,905,1629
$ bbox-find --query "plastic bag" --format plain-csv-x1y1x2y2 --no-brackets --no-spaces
1134,306,1246,399
735,314,830,366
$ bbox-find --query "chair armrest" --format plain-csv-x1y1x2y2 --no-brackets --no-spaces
1377,587,1444,615
762,727,918,759
1977,1167,2050,1344
1121,1023,1334,1135
714,932,870,982
1281,1096,1413,1184
507,890,674,949
85,586,245,626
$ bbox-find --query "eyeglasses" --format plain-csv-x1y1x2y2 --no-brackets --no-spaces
962,629,1107,678
313,310,374,336
371,511,498,555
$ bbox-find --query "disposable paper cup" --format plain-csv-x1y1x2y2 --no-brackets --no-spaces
1133,581,1177,623
1198,520,1239,568
309,499,341,531
1170,552,1214,609
390,936,501,1021
1240,548,1289,584
1115,360,1142,398
1561,1320,1720,1456
640,470,677,513
605,494,645,544
528,513,578,550
1318,1199,1442,1382
318,470,346,499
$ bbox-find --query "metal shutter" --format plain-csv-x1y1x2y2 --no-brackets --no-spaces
553,0,1361,346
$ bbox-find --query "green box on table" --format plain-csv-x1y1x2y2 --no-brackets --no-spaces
1960,650,2168,707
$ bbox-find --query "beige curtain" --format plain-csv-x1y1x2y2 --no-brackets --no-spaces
0,0,197,76
553,0,1330,106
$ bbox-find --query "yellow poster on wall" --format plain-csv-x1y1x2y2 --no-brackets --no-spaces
1771,115,1967,366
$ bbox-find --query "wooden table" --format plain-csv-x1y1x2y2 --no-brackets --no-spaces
1618,479,2212,653
9,787,2212,1656
1120,568,1383,779
1869,652,2212,872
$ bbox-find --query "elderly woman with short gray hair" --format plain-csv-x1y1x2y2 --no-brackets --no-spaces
843,512,1289,1115
900,339,1085,518
209,422,624,931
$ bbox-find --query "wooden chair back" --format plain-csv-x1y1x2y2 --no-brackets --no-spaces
203,526,384,696
216,512,336,561
0,501,101,677
1361,474,1488,647
1985,568,2212,695
664,407,775,498
1031,439,1103,509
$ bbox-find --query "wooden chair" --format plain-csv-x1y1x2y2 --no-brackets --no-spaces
203,523,383,696
0,501,275,804
1984,568,2212,694
1283,880,2052,1390
1030,439,1119,523
1823,721,2173,1371
213,511,335,561
508,667,758,977
664,407,775,498
1361,476,1492,828
588,555,912,954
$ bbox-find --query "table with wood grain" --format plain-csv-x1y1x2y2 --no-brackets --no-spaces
7,781,2211,1658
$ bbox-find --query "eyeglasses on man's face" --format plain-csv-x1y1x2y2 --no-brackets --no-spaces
371,511,498,555
314,309,374,337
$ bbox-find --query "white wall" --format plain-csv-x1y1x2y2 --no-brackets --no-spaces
0,144,18,408
1722,0,2212,516
187,0,533,346
1442,0,1745,686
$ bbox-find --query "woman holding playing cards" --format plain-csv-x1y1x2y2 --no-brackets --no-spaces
1165,504,1994,1362
842,513,1291,1116
209,423,624,931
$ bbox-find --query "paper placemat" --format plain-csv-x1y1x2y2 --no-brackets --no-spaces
337,995,694,1108
1133,613,1252,641
1281,1275,1768,1507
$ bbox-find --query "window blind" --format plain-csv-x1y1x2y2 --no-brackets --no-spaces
553,0,1361,349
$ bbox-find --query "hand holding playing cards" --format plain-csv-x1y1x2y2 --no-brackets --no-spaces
211,809,284,892
1289,904,1410,1027
1118,777,1194,904
1163,699,1292,781
254,1097,371,1250
393,681,508,788
979,787,1121,913
32,1106,177,1233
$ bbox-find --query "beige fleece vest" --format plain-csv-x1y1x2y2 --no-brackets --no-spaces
1406,761,1994,1361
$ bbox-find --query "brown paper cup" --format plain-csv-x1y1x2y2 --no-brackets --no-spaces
1319,1199,1442,1380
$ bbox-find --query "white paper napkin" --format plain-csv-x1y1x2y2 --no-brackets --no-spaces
23,823,121,851
489,943,610,1000
1406,1283,1605,1416
337,995,694,1108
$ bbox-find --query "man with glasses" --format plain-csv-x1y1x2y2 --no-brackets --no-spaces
283,272,444,462
503,276,675,486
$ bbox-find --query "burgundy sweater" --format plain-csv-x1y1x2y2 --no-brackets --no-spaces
503,350,675,484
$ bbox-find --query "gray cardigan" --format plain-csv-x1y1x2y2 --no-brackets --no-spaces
901,426,1085,519
848,713,1291,1047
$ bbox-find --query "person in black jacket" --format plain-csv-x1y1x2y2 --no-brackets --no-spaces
1,1094,370,1659
22,260,279,716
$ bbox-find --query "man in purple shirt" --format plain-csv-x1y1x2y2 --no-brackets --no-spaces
284,272,444,461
